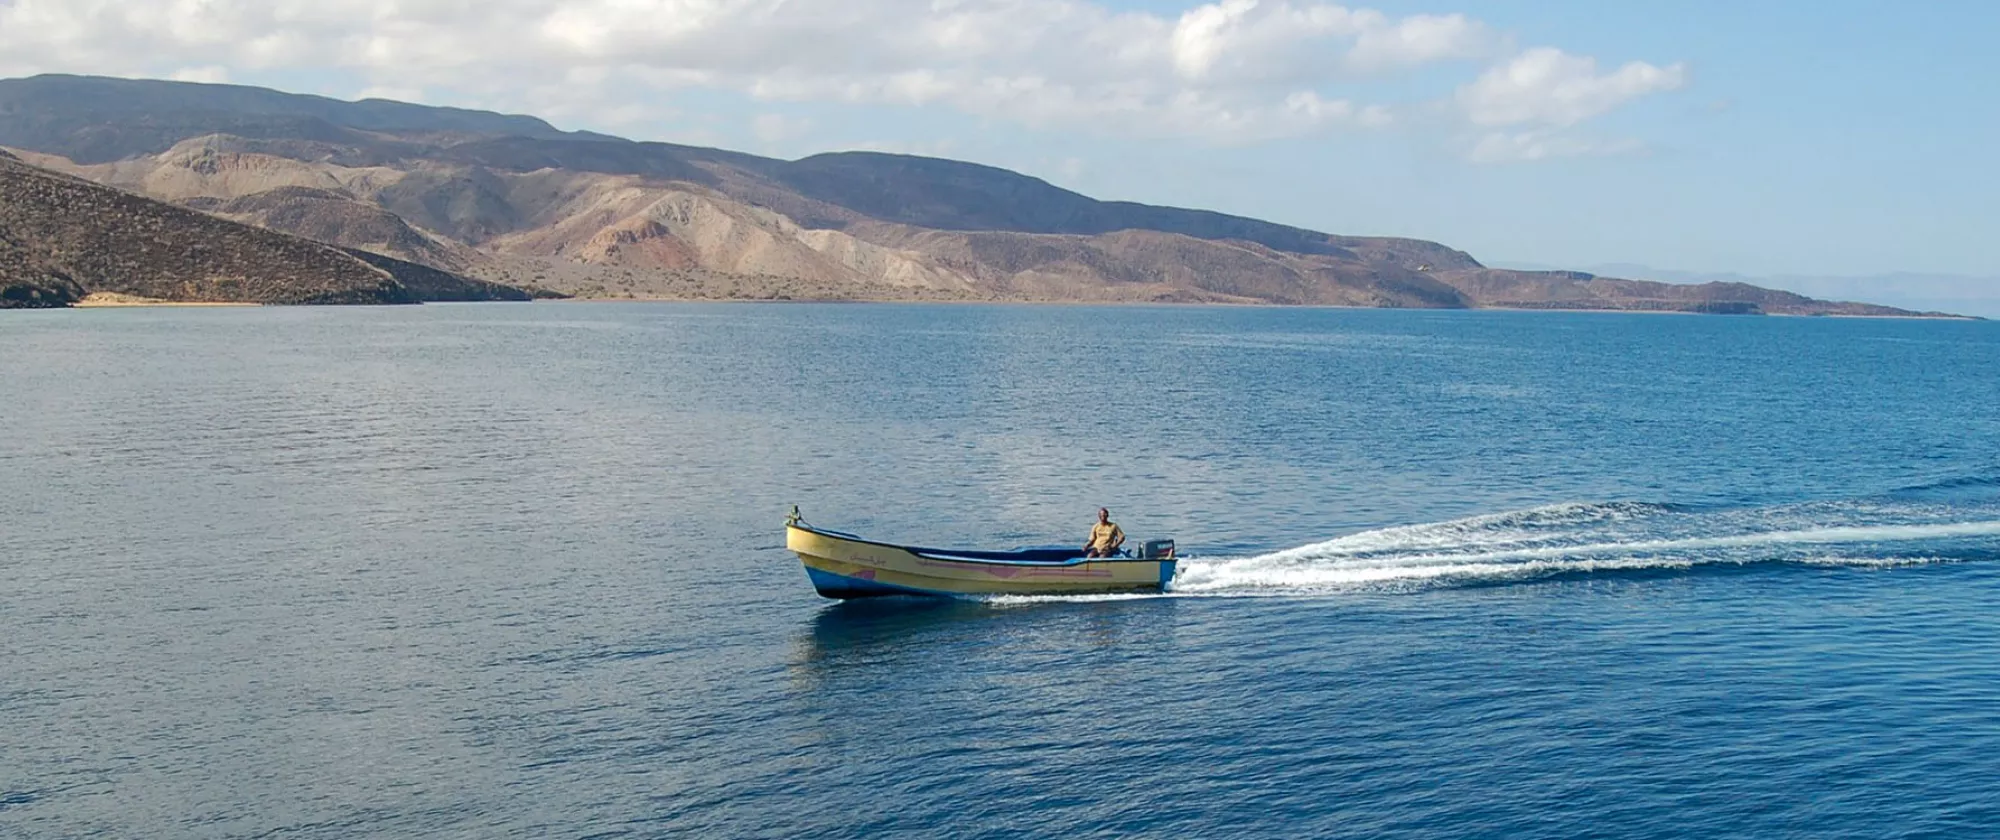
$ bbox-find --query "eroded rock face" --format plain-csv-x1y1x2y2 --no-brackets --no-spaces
0,269,86,308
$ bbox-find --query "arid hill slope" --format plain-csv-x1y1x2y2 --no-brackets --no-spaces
0,155,535,307
0,155,412,305
0,74,1952,316
1433,270,1930,317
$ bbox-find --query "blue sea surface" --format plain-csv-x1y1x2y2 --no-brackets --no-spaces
4,303,2000,838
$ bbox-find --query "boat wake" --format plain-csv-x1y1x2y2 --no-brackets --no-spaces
987,493,2000,603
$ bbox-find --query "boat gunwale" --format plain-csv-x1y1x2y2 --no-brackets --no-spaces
788,521,1158,568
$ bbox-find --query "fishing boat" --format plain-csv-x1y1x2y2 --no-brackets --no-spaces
786,507,1178,599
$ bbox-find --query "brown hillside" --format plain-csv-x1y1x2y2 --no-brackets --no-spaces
202,185,483,271
0,155,536,306
0,156,412,305
1436,269,1929,316
341,247,539,302
0,74,1953,316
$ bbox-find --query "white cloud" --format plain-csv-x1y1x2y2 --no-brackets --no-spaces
1169,2,1492,82
1453,47,1685,162
168,65,230,84
0,1,1684,154
1458,47,1685,127
1349,12,1496,72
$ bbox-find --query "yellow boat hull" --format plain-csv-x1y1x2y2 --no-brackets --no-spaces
787,523,1176,599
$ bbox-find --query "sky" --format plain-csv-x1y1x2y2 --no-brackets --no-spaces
1,0,1996,285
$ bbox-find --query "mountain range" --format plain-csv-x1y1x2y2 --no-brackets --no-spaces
0,74,1962,316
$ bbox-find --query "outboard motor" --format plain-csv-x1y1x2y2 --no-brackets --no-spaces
1139,539,1176,560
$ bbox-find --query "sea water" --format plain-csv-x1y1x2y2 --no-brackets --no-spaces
3,303,1998,838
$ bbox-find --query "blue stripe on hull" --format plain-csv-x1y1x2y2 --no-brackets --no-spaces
803,566,954,600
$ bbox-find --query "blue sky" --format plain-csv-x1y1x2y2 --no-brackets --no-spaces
2,0,1995,283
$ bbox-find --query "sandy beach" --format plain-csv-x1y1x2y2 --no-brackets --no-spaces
72,292,262,307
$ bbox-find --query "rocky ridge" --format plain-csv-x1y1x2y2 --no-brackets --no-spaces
0,154,534,307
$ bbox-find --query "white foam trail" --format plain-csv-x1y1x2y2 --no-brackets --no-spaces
1258,519,2000,567
1795,555,1953,568
1260,501,1675,558
1168,519,2000,595
981,592,1168,607
970,504,2000,605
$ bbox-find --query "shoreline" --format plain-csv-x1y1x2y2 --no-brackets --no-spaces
22,294,1980,320
73,293,261,308
523,295,1985,320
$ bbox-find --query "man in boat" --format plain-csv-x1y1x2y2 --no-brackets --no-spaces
1083,508,1126,558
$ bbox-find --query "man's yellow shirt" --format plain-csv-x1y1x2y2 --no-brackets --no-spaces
1087,521,1124,551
